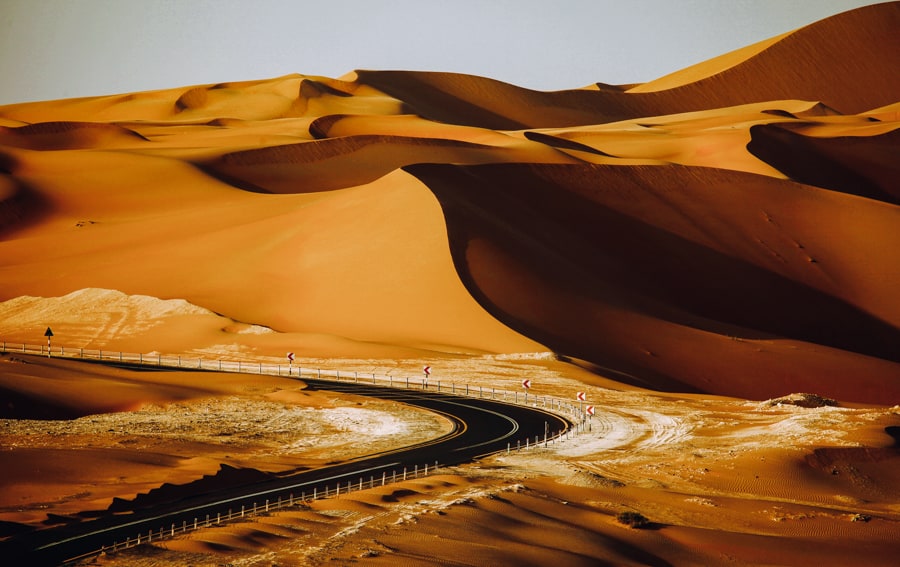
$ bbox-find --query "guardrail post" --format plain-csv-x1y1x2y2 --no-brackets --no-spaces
403,467,407,480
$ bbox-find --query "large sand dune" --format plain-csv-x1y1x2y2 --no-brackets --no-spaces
1,3,899,565
2,2,898,400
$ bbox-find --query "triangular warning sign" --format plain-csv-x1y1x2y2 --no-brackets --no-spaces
44,327,54,337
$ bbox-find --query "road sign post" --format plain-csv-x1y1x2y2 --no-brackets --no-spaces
287,352,294,375
44,327,54,357
522,379,531,403
423,366,431,389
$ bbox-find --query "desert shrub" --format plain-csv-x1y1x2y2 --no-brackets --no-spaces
616,511,651,529
767,393,837,408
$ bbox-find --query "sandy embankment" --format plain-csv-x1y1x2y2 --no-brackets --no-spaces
0,353,452,528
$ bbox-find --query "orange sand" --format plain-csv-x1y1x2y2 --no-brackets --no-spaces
1,3,899,565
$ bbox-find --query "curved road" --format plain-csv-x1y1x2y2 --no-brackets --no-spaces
2,375,571,566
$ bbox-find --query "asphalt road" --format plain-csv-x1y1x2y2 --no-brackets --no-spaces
2,375,571,566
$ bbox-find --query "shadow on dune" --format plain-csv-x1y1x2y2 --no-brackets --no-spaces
405,162,900,398
747,124,900,205
0,157,55,239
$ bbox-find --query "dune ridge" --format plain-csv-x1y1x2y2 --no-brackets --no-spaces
354,3,900,129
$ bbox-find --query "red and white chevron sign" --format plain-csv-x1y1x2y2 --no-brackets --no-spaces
522,379,532,389
423,366,431,376
576,392,586,401
586,405,595,416
287,352,295,362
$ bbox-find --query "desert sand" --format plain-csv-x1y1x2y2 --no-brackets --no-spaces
1,3,899,565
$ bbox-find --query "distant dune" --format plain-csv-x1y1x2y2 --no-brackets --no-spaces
1,2,899,403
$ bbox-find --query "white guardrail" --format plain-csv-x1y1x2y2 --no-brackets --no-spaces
1,341,589,422
2,341,592,563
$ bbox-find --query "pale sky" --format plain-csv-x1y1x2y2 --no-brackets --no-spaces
0,0,884,105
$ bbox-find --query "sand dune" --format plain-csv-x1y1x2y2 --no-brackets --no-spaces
1,3,899,565
748,123,900,203
0,3,896,398
406,161,900,401
355,3,899,129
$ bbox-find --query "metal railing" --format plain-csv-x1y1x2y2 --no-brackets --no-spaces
1,341,589,421
62,461,441,565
